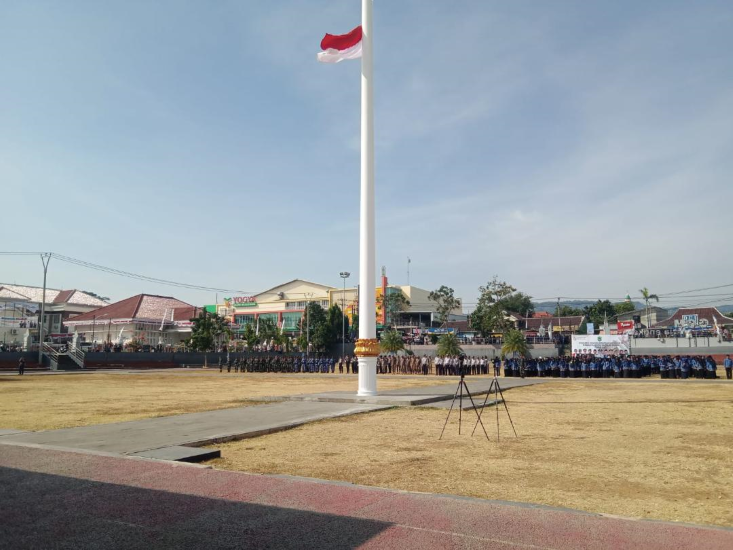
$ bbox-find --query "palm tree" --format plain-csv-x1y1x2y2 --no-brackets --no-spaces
436,333,463,357
380,330,405,354
501,329,529,360
638,287,660,329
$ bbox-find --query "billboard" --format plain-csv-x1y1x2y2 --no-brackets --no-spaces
572,334,630,356
617,320,634,334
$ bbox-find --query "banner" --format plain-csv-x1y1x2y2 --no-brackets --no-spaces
572,334,630,356
617,320,634,334
586,322,594,335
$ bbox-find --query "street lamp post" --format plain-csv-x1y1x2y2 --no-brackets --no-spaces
305,292,314,356
339,272,350,359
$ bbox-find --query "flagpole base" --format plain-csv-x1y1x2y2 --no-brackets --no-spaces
357,356,377,396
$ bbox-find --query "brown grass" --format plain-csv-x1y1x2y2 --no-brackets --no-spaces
209,381,733,527
0,372,444,431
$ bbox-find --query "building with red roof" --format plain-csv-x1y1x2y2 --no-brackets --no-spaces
64,294,197,348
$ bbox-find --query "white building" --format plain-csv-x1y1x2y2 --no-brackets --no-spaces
0,283,108,347
63,294,197,349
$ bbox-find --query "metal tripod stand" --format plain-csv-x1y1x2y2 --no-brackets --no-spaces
471,374,518,441
439,371,491,441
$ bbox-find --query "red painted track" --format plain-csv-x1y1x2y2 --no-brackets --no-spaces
1,444,731,549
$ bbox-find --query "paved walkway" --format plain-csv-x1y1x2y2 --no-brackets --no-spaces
1,444,730,549
0,401,387,458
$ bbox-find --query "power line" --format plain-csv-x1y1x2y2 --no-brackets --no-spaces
2,252,256,295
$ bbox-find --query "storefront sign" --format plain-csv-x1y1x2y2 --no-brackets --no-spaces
617,320,634,334
225,297,257,308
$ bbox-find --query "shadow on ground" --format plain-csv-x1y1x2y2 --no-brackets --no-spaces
0,466,392,549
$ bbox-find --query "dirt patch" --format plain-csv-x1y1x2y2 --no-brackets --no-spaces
208,381,733,527
0,372,445,431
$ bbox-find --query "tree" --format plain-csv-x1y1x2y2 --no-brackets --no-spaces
327,304,349,342
639,287,659,327
583,300,617,327
211,314,232,350
614,301,636,315
350,313,359,339
501,329,529,359
242,321,259,349
428,286,461,327
379,290,410,328
436,332,463,357
380,330,405,353
556,305,584,317
470,277,517,336
190,311,230,351
257,318,280,344
299,303,336,352
499,292,534,317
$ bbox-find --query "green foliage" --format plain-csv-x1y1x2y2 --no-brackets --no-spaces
470,277,517,336
242,322,259,349
350,313,359,338
379,290,411,327
501,329,529,359
428,286,461,327
582,300,616,326
380,330,405,353
556,305,584,316
639,287,660,305
327,304,349,342
436,333,463,357
257,318,280,342
189,311,230,352
499,292,534,317
299,303,338,352
614,301,636,315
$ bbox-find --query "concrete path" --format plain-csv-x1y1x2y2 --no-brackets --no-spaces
0,401,386,457
274,377,544,408
1,444,730,549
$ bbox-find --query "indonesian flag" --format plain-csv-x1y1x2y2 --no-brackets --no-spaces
317,25,362,63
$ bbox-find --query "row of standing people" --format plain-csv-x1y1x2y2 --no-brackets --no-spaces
504,355,726,379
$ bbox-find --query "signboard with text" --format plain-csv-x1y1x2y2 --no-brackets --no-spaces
572,334,630,356
224,297,257,308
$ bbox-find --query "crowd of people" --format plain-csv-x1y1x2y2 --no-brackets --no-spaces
214,352,733,380
502,354,728,379
218,354,348,374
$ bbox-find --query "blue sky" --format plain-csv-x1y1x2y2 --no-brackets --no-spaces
2,0,732,311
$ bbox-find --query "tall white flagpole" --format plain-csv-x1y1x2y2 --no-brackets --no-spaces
355,0,378,395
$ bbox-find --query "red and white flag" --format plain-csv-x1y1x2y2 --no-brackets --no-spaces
317,25,362,63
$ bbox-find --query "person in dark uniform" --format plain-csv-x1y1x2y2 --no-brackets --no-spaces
218,357,223,373
227,358,232,373
18,357,25,375
725,355,732,380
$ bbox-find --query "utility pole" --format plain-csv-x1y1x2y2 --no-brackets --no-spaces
37,253,51,364
340,272,350,359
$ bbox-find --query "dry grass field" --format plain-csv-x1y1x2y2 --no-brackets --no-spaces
209,381,733,527
0,372,445,431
